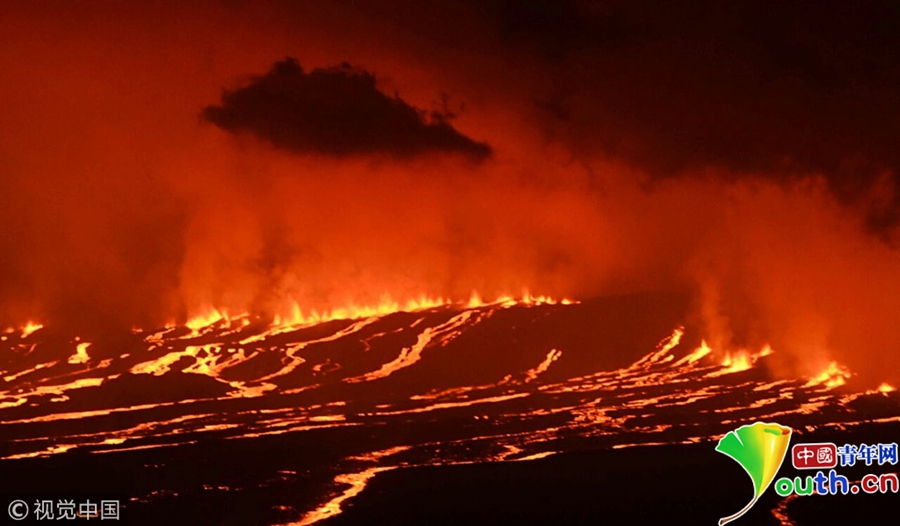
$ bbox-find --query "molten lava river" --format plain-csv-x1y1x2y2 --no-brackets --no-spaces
1,294,897,525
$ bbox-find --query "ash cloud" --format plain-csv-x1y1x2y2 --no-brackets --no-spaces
201,58,491,160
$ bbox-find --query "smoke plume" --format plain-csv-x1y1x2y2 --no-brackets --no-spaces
1,0,898,385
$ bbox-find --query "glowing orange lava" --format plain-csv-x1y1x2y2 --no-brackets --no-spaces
805,361,852,389
21,321,44,338
673,337,708,366
289,467,392,526
720,352,752,373
185,310,226,331
181,292,575,337
271,295,448,329
67,342,92,365
698,342,775,376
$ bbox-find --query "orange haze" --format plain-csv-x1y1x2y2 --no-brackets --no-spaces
1,1,898,386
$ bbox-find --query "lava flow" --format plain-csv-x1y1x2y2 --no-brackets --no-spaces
1,293,897,525
4,4,900,525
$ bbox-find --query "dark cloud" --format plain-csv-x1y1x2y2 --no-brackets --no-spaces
201,58,491,160
486,0,900,232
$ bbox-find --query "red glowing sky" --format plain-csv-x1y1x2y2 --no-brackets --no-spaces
1,1,899,384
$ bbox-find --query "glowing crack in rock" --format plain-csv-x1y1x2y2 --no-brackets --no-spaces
286,467,393,526
524,349,562,383
3,361,59,383
344,310,479,383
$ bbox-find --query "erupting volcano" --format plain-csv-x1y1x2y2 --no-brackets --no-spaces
2,2,900,525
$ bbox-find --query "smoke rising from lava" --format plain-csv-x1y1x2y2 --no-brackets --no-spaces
1,1,898,385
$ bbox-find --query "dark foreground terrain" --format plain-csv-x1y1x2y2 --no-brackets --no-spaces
3,421,898,525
